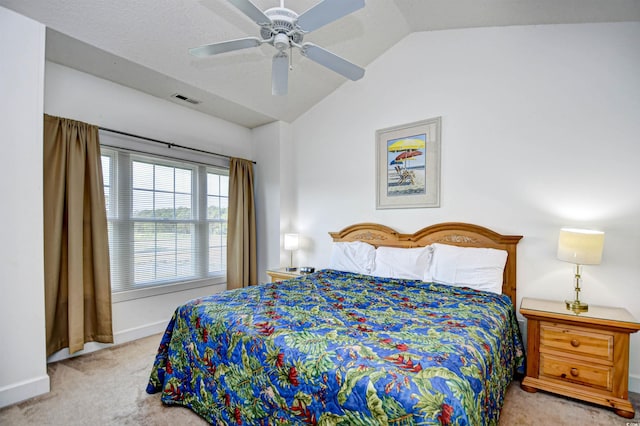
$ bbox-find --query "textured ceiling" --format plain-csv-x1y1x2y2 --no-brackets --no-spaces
2,0,639,128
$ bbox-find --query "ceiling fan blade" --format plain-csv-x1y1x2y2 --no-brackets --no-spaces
228,0,271,25
272,52,289,96
189,37,261,57
301,43,365,81
297,0,365,32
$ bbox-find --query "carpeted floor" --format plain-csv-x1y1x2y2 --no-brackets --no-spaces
0,334,637,425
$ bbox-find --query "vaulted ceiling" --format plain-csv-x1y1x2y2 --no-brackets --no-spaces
2,0,638,128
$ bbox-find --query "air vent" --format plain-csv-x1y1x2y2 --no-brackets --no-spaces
171,93,201,105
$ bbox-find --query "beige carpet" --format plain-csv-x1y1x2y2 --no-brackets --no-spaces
1,334,637,425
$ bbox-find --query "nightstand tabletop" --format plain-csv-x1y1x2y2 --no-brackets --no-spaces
266,267,302,275
266,268,302,282
520,297,640,329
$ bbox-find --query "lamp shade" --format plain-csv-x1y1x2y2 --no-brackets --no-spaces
284,233,299,251
557,228,604,265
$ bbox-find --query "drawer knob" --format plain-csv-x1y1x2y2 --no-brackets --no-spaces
570,368,579,377
570,339,580,347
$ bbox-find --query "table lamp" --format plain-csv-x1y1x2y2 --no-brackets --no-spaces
284,233,299,271
557,228,605,313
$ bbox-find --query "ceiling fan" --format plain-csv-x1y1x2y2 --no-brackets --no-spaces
189,0,366,96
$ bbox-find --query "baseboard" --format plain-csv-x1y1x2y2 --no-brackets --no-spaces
2,320,168,408
0,374,50,408
47,319,168,363
630,374,640,394
113,319,168,345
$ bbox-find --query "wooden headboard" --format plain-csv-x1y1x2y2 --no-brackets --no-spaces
329,222,523,307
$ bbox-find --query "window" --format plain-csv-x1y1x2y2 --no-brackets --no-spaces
101,147,228,300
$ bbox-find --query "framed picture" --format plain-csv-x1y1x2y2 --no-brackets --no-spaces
376,117,441,209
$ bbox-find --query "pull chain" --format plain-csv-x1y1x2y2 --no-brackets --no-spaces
289,45,293,70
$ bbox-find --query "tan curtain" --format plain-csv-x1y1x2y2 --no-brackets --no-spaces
43,114,113,356
226,158,257,289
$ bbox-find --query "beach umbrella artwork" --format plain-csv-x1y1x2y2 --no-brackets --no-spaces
387,137,426,152
387,136,426,188
395,150,422,161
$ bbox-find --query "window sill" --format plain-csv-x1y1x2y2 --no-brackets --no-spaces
112,276,225,303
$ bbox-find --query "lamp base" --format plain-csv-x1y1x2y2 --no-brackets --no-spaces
285,266,297,272
566,299,588,313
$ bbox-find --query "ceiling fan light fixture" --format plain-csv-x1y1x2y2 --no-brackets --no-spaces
273,33,290,51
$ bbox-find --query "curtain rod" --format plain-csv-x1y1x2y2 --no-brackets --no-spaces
98,127,256,164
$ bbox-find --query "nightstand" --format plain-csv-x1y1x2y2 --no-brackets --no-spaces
520,297,640,418
266,268,301,282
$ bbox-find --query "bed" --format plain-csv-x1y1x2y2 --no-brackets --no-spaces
147,222,524,425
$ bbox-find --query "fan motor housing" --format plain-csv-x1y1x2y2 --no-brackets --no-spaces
261,7,304,44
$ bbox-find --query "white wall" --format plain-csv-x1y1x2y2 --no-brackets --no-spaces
253,122,281,283
253,121,295,283
290,22,640,391
43,62,253,360
45,62,252,159
0,6,49,407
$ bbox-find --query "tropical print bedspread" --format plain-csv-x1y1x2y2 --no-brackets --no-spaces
147,269,524,425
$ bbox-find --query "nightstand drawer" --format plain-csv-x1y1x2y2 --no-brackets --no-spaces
540,322,613,361
540,353,613,391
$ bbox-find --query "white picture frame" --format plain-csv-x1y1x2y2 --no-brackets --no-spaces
376,117,441,209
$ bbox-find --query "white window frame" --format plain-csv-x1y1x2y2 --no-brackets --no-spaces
99,131,229,302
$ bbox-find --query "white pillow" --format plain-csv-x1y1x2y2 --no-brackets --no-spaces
429,243,508,294
328,241,376,275
372,246,433,280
